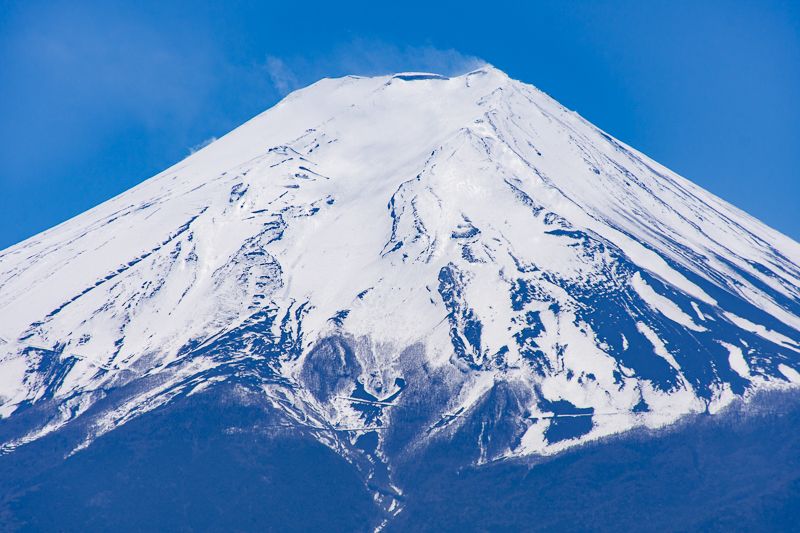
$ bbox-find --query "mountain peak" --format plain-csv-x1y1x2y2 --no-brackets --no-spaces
391,72,450,80
0,66,798,505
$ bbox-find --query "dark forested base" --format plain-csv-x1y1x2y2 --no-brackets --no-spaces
391,391,800,532
0,388,380,532
1,389,799,532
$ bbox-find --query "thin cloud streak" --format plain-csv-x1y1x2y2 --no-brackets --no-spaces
262,40,486,96
264,56,300,96
188,137,218,155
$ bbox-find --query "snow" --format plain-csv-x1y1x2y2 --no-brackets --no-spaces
778,364,800,384
690,302,706,322
721,341,751,381
723,312,800,353
0,354,27,417
631,272,706,332
637,322,682,372
0,65,798,462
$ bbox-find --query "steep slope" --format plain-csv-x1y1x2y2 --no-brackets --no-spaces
1,66,799,513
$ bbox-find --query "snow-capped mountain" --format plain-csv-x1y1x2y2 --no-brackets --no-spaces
1,66,799,514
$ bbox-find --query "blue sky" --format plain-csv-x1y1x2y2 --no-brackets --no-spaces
1,0,798,248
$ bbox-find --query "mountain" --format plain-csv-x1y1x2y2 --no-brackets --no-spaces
1,66,799,530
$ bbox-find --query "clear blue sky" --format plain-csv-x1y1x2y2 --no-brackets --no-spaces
1,0,798,249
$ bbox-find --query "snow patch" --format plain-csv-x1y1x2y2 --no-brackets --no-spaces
631,272,706,332
723,312,800,353
720,341,750,381
778,364,800,384
636,322,681,371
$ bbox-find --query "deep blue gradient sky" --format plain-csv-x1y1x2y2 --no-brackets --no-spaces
1,0,798,248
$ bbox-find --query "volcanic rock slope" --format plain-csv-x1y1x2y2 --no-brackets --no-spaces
1,66,799,508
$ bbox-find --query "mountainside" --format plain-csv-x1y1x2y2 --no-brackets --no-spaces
1,66,800,522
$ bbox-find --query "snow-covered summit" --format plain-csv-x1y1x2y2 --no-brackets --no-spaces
0,66,798,493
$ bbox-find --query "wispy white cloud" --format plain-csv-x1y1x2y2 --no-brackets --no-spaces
327,39,486,77
188,136,217,155
264,56,300,96
262,40,486,96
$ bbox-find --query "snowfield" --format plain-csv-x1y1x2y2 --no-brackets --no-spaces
0,66,799,512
